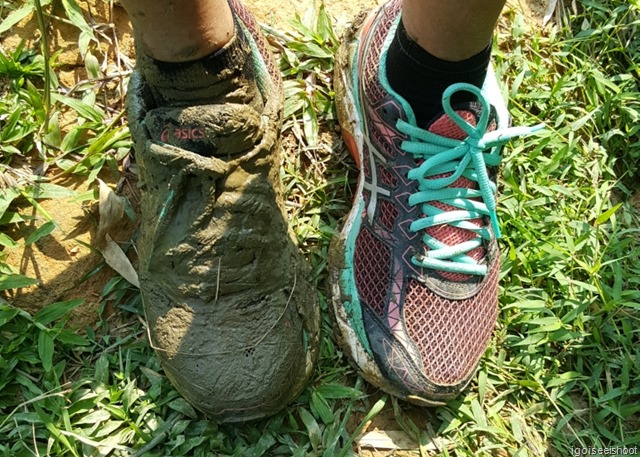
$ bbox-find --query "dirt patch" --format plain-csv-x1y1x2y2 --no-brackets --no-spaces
506,0,551,24
247,0,381,28
2,173,137,331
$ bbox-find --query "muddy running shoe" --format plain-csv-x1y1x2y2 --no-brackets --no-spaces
330,0,542,405
126,0,319,422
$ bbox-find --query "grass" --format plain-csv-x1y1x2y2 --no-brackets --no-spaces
0,0,639,456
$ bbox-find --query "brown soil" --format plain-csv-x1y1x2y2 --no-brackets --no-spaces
506,0,550,24
2,173,137,330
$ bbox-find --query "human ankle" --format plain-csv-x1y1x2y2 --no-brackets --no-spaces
133,18,262,111
122,0,235,63
386,20,492,126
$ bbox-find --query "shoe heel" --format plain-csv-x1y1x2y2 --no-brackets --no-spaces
334,12,371,167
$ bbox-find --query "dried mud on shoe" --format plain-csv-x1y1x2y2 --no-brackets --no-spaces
126,62,319,422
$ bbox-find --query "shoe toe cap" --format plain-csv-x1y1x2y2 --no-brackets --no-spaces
145,288,315,422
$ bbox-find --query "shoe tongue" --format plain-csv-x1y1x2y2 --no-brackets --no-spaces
423,101,485,139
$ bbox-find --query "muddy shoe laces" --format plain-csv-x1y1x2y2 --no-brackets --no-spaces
396,83,544,276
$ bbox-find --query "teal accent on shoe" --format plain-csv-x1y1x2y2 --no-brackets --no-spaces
339,198,373,356
377,18,544,276
397,83,544,276
237,20,270,94
379,16,416,124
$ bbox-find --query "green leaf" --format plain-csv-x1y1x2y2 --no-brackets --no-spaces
595,203,622,226
0,187,20,219
78,30,92,56
60,0,95,40
299,408,322,451
316,385,362,399
316,3,337,44
24,183,78,200
52,94,104,123
0,3,34,35
0,106,24,141
510,413,524,444
60,125,86,153
95,353,110,384
38,330,54,372
596,387,626,404
85,52,100,79
287,41,333,59
311,391,334,425
168,397,198,419
0,233,19,248
303,101,319,145
0,274,38,291
103,404,127,421
0,304,21,326
25,221,56,245
34,404,80,457
338,396,387,457
0,211,30,225
56,329,90,346
20,193,56,223
74,410,111,426
34,299,84,326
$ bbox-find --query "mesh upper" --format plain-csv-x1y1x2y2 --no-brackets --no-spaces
403,257,499,384
378,164,398,188
362,1,401,108
378,200,399,231
349,0,500,390
354,227,391,317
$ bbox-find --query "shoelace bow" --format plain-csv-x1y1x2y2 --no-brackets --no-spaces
396,83,544,276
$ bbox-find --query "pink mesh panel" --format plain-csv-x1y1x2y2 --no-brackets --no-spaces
429,111,476,140
372,125,395,157
362,0,401,107
354,228,391,316
378,165,397,188
378,200,398,230
403,256,499,385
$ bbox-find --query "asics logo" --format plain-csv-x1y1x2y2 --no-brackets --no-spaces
160,126,205,142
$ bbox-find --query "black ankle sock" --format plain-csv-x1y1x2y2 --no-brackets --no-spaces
136,15,260,109
386,20,492,127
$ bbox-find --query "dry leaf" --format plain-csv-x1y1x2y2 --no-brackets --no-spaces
96,179,139,288
357,430,417,451
96,179,125,249
542,0,558,26
102,234,140,288
357,430,451,453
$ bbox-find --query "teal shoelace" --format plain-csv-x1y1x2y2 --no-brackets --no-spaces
396,83,544,276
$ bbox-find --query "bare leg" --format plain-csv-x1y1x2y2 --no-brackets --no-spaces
401,0,506,61
119,0,234,62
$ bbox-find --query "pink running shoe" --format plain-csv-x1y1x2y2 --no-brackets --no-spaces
330,0,542,405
